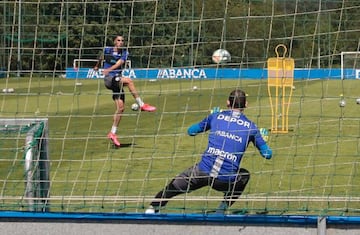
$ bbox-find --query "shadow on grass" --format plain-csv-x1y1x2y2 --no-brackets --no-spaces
110,143,140,148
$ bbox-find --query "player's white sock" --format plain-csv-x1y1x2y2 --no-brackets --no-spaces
136,97,144,107
111,126,117,134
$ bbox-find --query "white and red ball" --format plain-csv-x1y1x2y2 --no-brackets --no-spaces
212,49,231,64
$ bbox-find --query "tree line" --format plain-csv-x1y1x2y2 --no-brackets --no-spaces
0,0,359,74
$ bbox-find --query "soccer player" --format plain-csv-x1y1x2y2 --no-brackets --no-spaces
145,89,272,214
94,35,156,147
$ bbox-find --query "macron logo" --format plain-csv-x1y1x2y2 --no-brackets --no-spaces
207,147,237,162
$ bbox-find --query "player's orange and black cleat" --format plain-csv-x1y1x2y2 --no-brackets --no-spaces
107,132,120,147
140,103,156,112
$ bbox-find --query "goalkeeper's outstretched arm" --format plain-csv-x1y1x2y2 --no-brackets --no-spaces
255,128,273,159
259,144,272,159
187,123,202,136
187,114,213,136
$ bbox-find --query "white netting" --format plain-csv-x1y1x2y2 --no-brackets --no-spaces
0,1,359,215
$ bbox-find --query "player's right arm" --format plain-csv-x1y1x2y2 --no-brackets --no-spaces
94,50,103,70
103,59,123,75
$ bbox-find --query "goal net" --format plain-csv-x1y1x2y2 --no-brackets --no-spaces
0,1,359,217
0,118,50,212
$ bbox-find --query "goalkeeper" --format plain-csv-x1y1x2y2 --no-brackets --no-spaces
94,35,156,147
145,89,272,214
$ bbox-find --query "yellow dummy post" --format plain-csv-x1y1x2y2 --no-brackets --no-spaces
267,44,294,133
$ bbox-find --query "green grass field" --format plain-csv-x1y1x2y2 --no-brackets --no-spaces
0,77,359,215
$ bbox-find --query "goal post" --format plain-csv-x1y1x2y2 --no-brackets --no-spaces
341,51,360,80
0,118,50,212
24,120,50,212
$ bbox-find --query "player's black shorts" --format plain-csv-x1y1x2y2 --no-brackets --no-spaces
104,75,125,101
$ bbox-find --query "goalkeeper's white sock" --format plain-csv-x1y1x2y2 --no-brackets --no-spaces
111,126,117,134
136,97,144,107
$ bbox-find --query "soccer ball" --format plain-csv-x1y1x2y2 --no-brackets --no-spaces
131,103,139,111
356,98,360,105
339,99,346,107
212,49,231,64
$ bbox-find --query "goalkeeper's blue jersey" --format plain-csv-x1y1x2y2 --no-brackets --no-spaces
197,110,266,182
103,47,129,77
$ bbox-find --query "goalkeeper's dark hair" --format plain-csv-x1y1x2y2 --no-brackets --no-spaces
228,89,247,109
